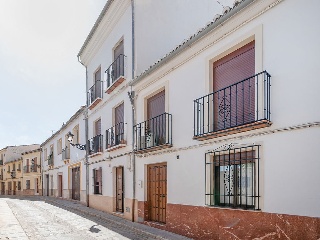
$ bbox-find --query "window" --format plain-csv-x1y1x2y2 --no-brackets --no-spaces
26,180,30,190
72,125,79,144
205,145,261,210
44,148,47,160
93,167,102,194
7,165,10,172
31,157,37,172
18,163,21,171
18,181,21,190
194,40,271,138
13,163,15,171
57,138,62,155
113,40,124,80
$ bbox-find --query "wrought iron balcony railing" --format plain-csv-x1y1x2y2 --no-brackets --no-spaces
88,80,103,106
48,153,54,166
194,71,271,139
134,113,172,152
62,146,70,161
105,54,126,92
88,134,103,155
10,171,16,179
106,122,125,150
24,165,30,173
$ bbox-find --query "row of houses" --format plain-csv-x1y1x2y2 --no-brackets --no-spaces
0,145,41,196
1,0,320,239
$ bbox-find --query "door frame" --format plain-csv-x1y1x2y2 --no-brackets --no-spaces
147,162,167,223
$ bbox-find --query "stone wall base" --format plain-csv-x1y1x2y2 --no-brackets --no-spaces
138,202,320,239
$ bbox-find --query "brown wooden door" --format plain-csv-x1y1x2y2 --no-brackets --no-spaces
72,167,80,200
147,163,167,223
13,181,16,195
213,41,255,130
58,175,63,197
1,182,5,195
116,166,124,212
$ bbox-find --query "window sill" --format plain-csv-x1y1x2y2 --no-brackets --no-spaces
88,152,103,158
135,143,172,154
193,119,272,141
105,76,125,94
106,142,127,152
88,97,102,110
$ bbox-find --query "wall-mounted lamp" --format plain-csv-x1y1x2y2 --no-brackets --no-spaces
67,131,86,150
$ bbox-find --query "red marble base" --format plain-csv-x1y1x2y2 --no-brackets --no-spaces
138,202,320,239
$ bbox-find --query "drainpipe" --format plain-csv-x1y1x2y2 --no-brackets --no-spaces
130,0,136,222
78,56,90,208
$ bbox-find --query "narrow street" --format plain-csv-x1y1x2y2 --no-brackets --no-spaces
0,197,189,240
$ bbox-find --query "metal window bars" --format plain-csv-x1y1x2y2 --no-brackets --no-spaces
106,122,125,149
88,134,104,155
105,54,126,88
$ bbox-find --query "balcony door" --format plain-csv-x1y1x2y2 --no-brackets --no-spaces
114,41,124,80
213,41,255,131
115,103,124,145
147,91,165,147
95,68,102,99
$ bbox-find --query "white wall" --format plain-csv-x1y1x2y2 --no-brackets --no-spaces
134,0,320,218
134,0,235,76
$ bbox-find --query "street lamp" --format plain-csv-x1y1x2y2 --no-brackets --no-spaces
67,131,86,150
67,131,89,207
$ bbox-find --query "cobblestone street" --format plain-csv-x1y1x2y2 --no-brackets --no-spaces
0,197,189,240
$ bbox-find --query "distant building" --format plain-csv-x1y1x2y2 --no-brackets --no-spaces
41,106,86,202
0,144,40,196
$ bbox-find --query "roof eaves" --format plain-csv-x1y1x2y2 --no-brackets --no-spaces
40,106,86,147
129,0,255,86
77,0,115,58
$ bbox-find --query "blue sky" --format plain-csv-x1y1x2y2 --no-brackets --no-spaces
0,0,107,149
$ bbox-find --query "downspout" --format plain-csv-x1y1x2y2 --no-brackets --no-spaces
78,56,90,208
130,0,136,222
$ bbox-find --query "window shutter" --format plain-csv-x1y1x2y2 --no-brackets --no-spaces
115,103,124,125
92,169,96,193
147,90,165,120
213,41,255,130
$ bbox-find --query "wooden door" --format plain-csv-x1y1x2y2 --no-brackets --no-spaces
13,181,16,195
213,41,255,130
116,166,124,212
115,103,124,145
46,174,49,196
1,182,5,195
147,163,167,223
58,175,63,197
72,167,80,200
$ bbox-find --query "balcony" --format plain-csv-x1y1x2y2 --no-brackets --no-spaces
134,113,172,153
10,171,16,179
88,134,103,156
105,54,126,94
193,71,271,140
62,146,70,163
24,165,30,173
48,153,54,166
106,122,126,152
30,164,39,173
88,81,103,110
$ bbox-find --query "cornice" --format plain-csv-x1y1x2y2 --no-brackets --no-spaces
80,0,131,65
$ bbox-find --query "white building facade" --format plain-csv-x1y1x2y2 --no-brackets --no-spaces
77,0,320,238
41,106,86,203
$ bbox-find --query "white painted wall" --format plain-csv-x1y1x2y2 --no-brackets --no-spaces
133,0,320,218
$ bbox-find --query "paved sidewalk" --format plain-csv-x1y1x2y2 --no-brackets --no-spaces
42,196,189,240
0,199,28,240
0,196,190,240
